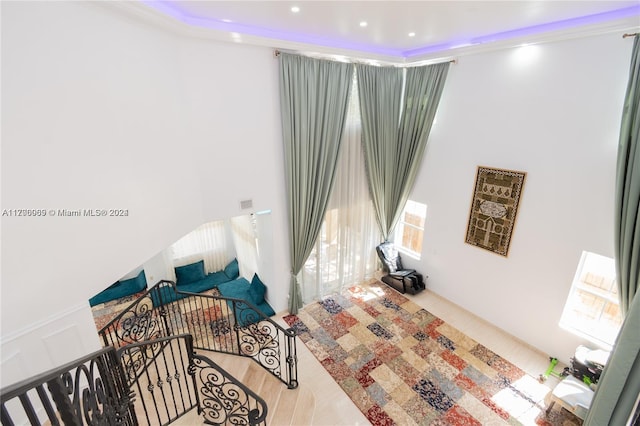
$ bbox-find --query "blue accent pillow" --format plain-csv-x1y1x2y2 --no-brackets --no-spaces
247,273,266,305
175,260,205,286
224,258,239,280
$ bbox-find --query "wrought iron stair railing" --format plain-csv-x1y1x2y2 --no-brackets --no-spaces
190,352,268,425
117,334,267,426
0,346,134,425
98,280,298,389
0,334,268,426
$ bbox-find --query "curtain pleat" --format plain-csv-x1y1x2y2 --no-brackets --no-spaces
279,53,353,314
357,63,450,241
584,35,640,426
356,65,404,240
615,35,640,316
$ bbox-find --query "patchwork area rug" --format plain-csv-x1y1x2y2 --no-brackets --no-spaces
90,290,149,331
283,281,581,426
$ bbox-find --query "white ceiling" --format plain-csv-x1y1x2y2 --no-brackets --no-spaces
140,1,640,61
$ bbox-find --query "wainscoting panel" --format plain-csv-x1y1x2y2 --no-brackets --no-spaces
0,302,102,388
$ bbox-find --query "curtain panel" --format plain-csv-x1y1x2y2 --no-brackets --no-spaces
279,53,353,314
357,62,450,241
584,34,640,426
614,35,640,316
300,74,382,302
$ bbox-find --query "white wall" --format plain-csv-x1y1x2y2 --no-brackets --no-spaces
2,0,631,387
404,33,631,363
1,1,289,385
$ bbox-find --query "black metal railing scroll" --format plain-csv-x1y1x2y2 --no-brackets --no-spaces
99,281,298,389
178,292,298,389
116,334,198,426
0,347,134,426
190,354,267,426
116,334,267,426
98,281,186,350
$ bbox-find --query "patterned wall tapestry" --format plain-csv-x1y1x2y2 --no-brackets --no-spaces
465,166,526,256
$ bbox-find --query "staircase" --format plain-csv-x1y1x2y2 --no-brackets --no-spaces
173,353,315,426
1,282,304,425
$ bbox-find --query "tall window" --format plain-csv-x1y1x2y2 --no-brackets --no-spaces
559,251,622,348
394,200,427,259
300,73,381,302
171,220,231,273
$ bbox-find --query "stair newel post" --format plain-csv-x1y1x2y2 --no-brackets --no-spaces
185,334,201,414
159,284,174,338
285,329,298,389
232,300,242,356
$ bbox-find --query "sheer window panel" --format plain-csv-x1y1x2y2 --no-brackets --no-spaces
230,214,259,280
300,77,381,303
171,220,232,273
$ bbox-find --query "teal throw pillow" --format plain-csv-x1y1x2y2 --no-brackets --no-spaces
224,258,239,280
119,270,147,291
175,260,205,286
247,273,266,305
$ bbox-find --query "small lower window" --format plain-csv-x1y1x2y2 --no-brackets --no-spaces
559,251,622,348
394,200,427,259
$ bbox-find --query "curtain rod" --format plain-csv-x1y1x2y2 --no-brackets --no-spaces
273,49,456,66
623,32,639,38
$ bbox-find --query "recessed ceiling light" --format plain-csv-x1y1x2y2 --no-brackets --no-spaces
408,32,416,37
291,6,300,13
221,18,233,23
359,21,368,27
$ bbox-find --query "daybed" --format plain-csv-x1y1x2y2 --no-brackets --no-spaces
151,259,275,326
89,270,148,307
150,259,239,306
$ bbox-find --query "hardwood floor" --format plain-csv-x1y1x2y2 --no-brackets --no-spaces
180,281,567,425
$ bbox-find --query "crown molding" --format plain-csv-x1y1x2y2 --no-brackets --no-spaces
96,1,639,65
404,14,640,63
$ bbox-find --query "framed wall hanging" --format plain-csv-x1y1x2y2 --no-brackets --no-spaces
465,166,526,256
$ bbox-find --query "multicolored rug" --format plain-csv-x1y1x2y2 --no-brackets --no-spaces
283,281,581,426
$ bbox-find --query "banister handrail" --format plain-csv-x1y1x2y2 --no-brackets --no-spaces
115,332,194,357
0,347,115,401
1,346,134,426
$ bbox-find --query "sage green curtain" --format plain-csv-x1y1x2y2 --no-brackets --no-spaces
357,62,450,240
356,65,403,240
584,293,640,425
584,35,640,426
279,53,353,314
614,35,640,317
